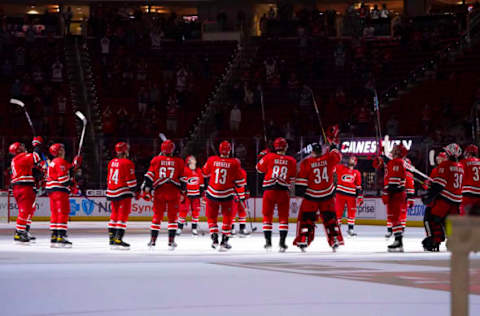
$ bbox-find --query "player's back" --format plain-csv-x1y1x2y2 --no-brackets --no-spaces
256,152,296,190
297,152,339,200
461,157,480,197
107,158,136,200
146,155,184,191
434,160,464,204
203,156,245,200
11,152,39,185
46,157,71,193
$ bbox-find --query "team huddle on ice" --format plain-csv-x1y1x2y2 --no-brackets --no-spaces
7,127,479,253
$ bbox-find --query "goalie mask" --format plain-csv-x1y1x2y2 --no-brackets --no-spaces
443,143,462,160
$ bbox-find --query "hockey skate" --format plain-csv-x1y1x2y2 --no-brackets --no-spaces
112,239,130,250
279,243,288,253
50,232,59,248
347,228,357,237
422,237,440,252
238,228,250,238
388,237,404,252
148,238,157,248
385,228,393,239
168,242,177,251
26,231,36,242
176,228,182,236
13,231,30,245
211,233,219,249
56,236,72,248
192,228,199,237
230,226,237,238
218,235,231,252
331,237,340,253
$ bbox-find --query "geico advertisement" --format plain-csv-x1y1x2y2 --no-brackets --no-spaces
0,197,426,221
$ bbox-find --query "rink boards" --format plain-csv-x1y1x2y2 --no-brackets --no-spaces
0,195,426,226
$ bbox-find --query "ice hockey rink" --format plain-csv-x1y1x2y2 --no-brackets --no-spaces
0,222,479,316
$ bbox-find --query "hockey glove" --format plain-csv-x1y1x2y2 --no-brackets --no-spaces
72,155,82,170
356,196,364,207
372,156,384,169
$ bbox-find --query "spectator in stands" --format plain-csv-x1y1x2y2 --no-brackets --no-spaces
371,5,380,20
380,3,391,35
138,86,150,117
62,6,73,35
166,95,179,134
243,82,254,107
363,23,375,38
288,73,300,101
260,14,268,35
100,36,110,64
150,27,164,50
51,58,64,83
299,85,313,112
176,64,189,102
230,105,242,132
268,7,276,20
334,42,346,70
264,57,277,82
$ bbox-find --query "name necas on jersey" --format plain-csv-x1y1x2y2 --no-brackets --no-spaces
461,157,480,197
107,158,137,201
256,152,296,190
383,158,406,195
183,167,204,197
433,160,464,204
10,152,41,186
335,164,362,197
144,155,184,190
202,156,246,200
296,149,341,200
46,157,72,193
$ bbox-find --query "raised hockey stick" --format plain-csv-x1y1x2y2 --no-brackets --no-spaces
372,88,383,156
158,133,167,142
305,86,327,144
10,98,36,136
258,85,268,144
75,111,87,156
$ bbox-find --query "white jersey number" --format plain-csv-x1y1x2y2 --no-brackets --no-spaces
313,167,329,184
214,168,227,184
272,165,288,180
159,167,175,179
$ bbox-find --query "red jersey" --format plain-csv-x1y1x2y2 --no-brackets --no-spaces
406,171,415,202
106,158,137,201
433,160,464,204
235,167,249,200
461,157,480,197
46,157,72,193
296,149,341,200
10,152,41,186
335,164,362,197
256,152,296,191
144,155,184,191
183,166,204,197
202,156,246,200
383,158,406,195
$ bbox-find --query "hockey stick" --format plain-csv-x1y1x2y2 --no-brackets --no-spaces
158,133,167,142
305,86,327,144
233,188,257,232
372,88,383,156
75,111,87,156
258,86,268,145
10,98,36,135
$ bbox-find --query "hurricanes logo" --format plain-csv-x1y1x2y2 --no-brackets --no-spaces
187,177,199,185
341,174,355,182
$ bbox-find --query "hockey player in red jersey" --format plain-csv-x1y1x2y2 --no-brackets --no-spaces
46,143,82,248
9,142,43,243
202,141,246,251
335,156,363,237
142,139,184,250
460,145,480,216
231,164,250,237
106,142,137,249
401,158,416,230
256,137,296,252
422,143,464,251
177,155,204,236
374,144,408,252
294,140,344,252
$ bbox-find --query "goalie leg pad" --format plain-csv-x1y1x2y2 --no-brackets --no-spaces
293,199,318,247
320,210,343,247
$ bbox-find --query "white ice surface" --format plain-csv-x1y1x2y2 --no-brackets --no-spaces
0,223,478,316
